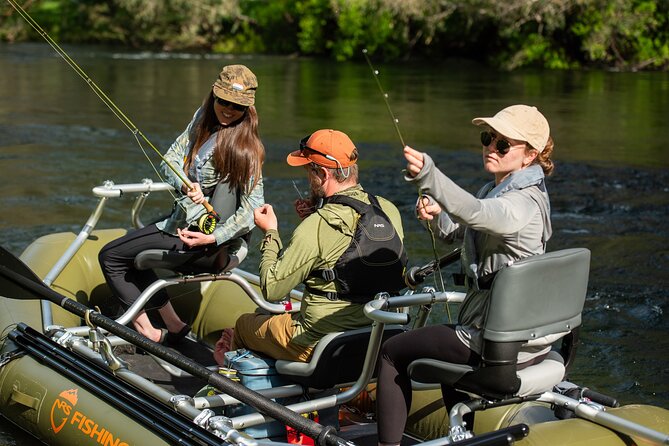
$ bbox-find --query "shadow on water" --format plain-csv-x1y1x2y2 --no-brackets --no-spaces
0,43,667,444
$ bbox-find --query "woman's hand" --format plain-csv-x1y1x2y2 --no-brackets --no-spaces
186,182,205,205
404,145,425,178
416,195,442,221
177,227,215,247
254,204,278,232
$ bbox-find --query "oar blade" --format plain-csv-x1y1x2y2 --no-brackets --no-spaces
0,246,49,301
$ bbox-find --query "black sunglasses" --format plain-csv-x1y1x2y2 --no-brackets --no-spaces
299,135,334,160
215,96,248,112
299,134,347,173
480,130,514,155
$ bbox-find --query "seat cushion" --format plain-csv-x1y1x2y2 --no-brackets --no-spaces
134,238,246,274
408,350,565,398
516,350,565,396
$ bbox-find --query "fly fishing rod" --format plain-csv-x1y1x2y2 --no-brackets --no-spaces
6,0,219,234
361,49,451,312
361,49,406,148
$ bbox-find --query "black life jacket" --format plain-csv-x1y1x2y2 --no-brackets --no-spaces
307,192,408,303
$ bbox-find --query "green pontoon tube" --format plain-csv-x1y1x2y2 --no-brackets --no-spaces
0,180,667,446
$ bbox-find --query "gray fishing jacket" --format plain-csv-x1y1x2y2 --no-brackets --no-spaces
408,153,553,361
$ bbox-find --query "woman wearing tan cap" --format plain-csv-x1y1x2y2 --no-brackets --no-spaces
98,65,265,344
376,105,556,446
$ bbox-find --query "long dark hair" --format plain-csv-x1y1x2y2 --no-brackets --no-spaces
185,92,264,192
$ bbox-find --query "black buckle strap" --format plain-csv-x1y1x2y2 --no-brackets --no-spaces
321,268,336,282
311,268,336,282
305,285,338,301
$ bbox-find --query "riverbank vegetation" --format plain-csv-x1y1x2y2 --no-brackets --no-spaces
2,0,668,71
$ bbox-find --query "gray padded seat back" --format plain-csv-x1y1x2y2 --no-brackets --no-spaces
484,248,590,343
275,325,405,389
408,248,590,399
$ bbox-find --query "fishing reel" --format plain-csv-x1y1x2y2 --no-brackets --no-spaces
196,212,220,235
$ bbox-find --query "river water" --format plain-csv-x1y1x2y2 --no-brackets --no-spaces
0,42,667,444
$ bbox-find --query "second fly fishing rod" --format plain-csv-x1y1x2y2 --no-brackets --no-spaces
361,49,452,319
6,0,220,234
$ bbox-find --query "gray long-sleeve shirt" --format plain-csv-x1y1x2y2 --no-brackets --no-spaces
408,154,553,361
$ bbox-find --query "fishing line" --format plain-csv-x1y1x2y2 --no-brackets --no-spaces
362,49,450,318
6,0,219,234
362,49,406,148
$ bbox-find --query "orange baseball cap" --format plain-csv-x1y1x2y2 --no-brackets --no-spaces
286,129,357,169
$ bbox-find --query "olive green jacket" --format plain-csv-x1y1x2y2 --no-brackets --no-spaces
259,184,405,348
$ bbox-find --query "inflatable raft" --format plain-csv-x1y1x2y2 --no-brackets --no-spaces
0,181,667,446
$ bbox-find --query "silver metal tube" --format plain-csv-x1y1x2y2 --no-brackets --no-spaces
42,180,176,331
67,270,302,337
229,320,388,429
131,192,150,229
115,277,183,325
231,268,304,302
230,395,340,430
194,384,305,409
92,180,174,198
448,402,473,435
540,392,669,445
386,291,466,309
64,335,201,420
223,272,298,313
207,418,260,446
364,297,410,324
41,196,109,330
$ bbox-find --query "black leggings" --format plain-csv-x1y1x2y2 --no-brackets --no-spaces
98,224,186,310
376,324,480,444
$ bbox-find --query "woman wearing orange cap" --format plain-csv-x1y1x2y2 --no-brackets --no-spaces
376,105,555,446
99,65,265,344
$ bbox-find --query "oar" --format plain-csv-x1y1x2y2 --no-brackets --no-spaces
0,246,351,446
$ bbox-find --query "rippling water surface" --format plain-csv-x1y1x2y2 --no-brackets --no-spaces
0,43,667,444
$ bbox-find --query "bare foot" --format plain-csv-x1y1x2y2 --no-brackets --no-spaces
213,328,235,365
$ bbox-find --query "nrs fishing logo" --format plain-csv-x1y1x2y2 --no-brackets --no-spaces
50,389,77,434
50,388,130,445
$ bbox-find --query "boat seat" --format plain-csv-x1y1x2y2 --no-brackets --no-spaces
134,180,247,276
134,236,248,275
110,183,253,336
275,325,405,389
408,248,591,400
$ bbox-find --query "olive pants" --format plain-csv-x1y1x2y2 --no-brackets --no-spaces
231,312,314,362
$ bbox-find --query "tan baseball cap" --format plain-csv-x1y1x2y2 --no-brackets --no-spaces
472,105,550,152
212,65,257,107
286,129,357,169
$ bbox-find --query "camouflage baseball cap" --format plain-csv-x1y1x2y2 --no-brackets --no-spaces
212,65,258,107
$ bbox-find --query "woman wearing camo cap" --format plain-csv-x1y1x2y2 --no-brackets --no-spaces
99,65,265,344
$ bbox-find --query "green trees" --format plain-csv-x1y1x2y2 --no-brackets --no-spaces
3,0,668,70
